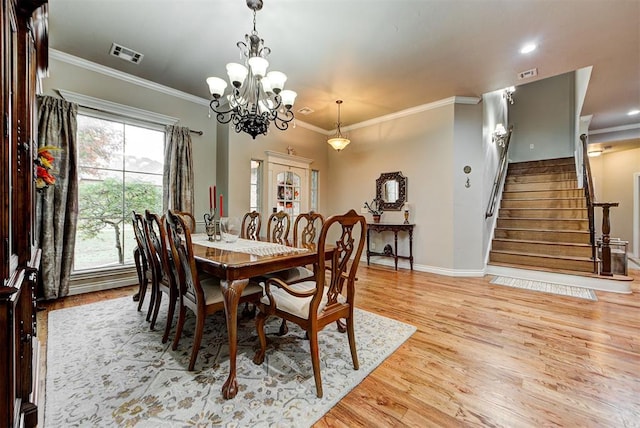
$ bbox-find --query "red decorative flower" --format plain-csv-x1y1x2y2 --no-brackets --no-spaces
35,145,61,190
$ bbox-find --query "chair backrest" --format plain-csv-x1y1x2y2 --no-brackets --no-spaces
241,211,261,240
132,211,151,269
293,211,325,246
144,210,173,287
266,210,291,243
174,210,196,233
165,210,203,305
315,209,367,311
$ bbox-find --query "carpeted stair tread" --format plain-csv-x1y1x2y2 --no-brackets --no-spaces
492,238,592,247
490,249,593,262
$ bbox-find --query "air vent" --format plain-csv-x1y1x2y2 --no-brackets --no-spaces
297,107,314,115
517,68,538,80
109,43,144,64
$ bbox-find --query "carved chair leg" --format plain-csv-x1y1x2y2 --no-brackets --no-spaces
189,312,206,371
347,315,359,370
133,247,143,303
172,304,186,351
336,319,346,333
136,275,148,311
162,292,177,344
309,329,323,398
146,280,156,322
253,312,269,365
150,291,163,330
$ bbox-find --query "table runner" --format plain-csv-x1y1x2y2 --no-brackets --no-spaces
191,234,308,256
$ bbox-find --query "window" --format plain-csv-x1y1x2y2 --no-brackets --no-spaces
310,169,319,212
74,113,164,272
250,159,262,212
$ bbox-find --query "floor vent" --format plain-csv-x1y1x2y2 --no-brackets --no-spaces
109,43,143,64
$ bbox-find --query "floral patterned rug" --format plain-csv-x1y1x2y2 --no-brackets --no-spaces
45,296,415,427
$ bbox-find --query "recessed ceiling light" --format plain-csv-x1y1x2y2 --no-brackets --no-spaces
520,43,537,54
628,109,640,116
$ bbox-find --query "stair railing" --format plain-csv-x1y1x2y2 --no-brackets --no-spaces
580,133,620,275
485,126,513,218
580,134,597,273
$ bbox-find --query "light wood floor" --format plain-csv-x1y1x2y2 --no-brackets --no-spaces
37,266,640,427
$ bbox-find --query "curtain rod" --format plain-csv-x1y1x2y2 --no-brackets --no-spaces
190,130,203,136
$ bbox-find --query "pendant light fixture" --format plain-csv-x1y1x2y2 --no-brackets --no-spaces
327,100,351,151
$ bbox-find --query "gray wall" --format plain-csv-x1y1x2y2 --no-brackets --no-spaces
509,72,576,162
326,99,484,274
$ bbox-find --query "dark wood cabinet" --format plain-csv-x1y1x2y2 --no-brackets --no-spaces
1,0,47,426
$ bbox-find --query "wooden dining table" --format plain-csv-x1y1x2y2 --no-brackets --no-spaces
191,237,333,399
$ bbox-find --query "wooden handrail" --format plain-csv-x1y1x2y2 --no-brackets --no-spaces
485,126,513,218
580,134,597,273
580,134,621,276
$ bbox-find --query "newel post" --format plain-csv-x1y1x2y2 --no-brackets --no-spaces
593,202,619,276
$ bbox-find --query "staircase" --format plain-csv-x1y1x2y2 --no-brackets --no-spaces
489,157,596,274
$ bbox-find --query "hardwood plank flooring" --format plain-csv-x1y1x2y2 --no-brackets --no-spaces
37,266,640,427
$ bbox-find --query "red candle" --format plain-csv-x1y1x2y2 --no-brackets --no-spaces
220,194,223,217
213,186,216,210
209,186,213,211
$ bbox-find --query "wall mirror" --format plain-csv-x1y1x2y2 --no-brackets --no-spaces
376,171,407,211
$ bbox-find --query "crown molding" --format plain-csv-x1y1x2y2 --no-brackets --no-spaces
51,50,482,135
340,96,481,133
589,122,640,135
57,89,179,125
50,49,322,132
50,49,210,106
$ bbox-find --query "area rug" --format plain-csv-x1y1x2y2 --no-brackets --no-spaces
45,297,416,427
490,276,598,301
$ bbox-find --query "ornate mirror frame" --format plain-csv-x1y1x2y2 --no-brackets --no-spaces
376,171,407,211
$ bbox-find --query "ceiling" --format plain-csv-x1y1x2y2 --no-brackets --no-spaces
48,0,640,134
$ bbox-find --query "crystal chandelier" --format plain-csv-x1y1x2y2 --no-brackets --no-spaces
206,0,297,139
327,100,351,151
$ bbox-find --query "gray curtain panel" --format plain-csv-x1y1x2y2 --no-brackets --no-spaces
163,125,194,214
36,95,79,299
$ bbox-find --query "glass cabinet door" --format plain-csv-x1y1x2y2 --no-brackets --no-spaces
275,170,302,217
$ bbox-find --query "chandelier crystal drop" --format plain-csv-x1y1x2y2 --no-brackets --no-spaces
206,0,296,139
327,100,351,151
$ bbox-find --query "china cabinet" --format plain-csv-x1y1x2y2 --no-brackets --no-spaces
1,0,47,426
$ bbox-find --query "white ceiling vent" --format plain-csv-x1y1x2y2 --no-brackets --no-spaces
297,107,315,115
109,43,144,64
517,68,538,80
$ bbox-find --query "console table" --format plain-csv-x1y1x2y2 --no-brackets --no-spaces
366,223,414,270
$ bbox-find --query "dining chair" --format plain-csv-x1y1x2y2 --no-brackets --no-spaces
165,209,264,371
144,210,179,343
241,210,261,240
271,211,325,335
132,211,155,320
293,211,325,246
174,210,197,233
266,210,291,243
253,209,367,398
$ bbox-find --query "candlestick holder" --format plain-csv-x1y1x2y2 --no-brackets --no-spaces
403,209,410,224
203,211,220,241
